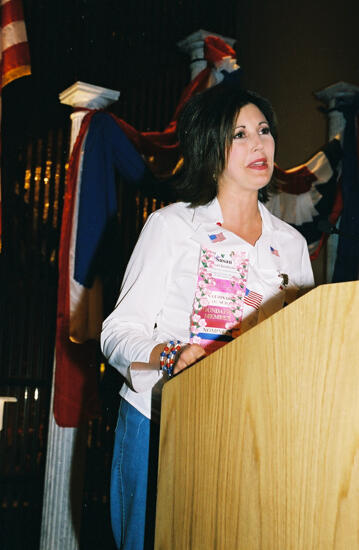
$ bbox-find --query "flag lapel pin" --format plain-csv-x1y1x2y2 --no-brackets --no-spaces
209,232,226,243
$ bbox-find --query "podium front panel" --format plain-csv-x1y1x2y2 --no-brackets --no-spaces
155,282,359,550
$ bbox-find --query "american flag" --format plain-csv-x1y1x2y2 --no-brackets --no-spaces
209,231,226,243
244,287,263,309
0,0,31,248
270,245,280,257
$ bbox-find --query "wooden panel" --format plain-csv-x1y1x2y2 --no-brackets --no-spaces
156,281,359,550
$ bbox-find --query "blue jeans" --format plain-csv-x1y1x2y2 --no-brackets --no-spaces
111,399,160,550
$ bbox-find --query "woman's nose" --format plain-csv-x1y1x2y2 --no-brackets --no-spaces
251,135,264,151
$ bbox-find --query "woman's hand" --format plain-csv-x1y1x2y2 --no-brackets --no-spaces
173,344,206,375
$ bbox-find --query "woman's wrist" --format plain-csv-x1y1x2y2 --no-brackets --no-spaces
131,340,187,374
160,340,185,378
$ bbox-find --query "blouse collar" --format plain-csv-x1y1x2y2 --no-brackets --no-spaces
191,197,277,234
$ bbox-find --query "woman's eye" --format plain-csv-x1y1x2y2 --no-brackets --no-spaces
259,126,271,135
233,131,245,140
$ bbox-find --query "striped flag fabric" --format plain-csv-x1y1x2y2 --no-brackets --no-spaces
0,0,31,248
54,111,156,426
267,140,341,228
0,0,31,89
244,288,263,309
266,139,342,258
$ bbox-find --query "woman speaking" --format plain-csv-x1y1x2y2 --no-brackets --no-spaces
101,83,314,550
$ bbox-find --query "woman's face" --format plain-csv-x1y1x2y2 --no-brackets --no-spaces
218,103,275,196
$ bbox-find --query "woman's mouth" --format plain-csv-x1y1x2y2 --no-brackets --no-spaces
247,158,268,170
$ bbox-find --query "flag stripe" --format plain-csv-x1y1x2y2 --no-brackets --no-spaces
244,297,261,308
1,62,29,86
2,42,30,86
274,164,316,194
305,150,333,184
2,41,30,68
274,150,335,196
1,20,28,51
2,0,25,27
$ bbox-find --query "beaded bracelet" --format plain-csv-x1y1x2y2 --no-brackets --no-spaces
160,340,183,378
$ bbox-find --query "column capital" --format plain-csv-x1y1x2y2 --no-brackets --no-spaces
177,29,237,80
59,81,120,152
177,29,237,53
59,80,120,110
315,81,359,105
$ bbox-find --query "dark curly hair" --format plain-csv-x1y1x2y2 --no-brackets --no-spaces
175,84,278,206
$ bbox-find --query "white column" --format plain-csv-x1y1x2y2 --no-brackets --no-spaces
40,81,120,550
315,81,359,282
60,80,120,150
177,29,237,80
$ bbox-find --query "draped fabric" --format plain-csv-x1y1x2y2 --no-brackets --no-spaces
267,139,342,258
55,110,159,425
114,67,211,178
332,97,359,282
54,110,99,426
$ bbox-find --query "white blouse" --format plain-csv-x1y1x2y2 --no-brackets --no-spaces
101,198,314,420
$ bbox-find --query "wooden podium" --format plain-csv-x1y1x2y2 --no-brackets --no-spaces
155,282,359,550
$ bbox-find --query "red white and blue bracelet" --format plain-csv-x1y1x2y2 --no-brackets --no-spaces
160,340,184,378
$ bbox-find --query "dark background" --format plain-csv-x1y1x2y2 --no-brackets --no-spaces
3,0,359,165
0,1,358,549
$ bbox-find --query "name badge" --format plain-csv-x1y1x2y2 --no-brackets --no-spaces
190,247,249,354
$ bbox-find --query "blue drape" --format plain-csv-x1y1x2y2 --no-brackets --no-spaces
74,112,156,287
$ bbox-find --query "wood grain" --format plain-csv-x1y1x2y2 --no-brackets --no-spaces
155,282,359,550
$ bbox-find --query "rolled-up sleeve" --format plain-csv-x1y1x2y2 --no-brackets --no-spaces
100,211,173,391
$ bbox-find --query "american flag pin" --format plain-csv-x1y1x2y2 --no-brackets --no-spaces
270,246,280,257
209,232,226,243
